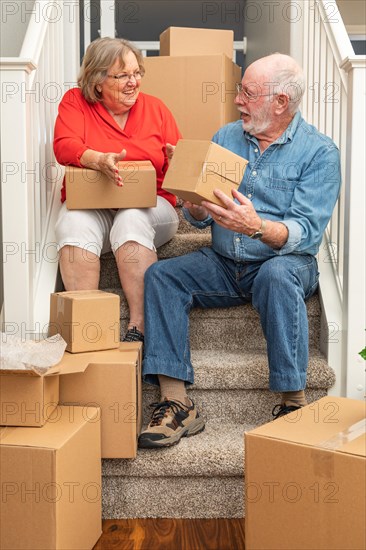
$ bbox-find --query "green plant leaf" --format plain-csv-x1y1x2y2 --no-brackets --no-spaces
359,348,366,361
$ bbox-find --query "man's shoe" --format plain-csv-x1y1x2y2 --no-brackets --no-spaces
138,398,205,448
272,403,302,419
123,326,144,343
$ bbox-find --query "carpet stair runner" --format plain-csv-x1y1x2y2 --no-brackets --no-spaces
99,206,335,518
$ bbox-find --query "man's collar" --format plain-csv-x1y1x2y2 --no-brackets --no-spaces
275,111,301,143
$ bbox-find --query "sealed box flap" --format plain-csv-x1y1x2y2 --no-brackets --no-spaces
166,140,211,181
246,397,366,456
0,406,99,449
52,290,118,301
66,161,155,180
116,160,155,172
55,343,140,375
335,431,366,457
204,142,248,186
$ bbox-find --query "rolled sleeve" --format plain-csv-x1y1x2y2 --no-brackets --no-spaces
182,207,213,229
275,220,302,255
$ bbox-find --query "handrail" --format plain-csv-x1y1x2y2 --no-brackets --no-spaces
303,0,366,399
19,0,51,64
317,0,355,62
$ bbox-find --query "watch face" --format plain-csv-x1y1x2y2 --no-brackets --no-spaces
251,231,263,240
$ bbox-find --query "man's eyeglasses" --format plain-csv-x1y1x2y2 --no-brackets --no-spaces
235,83,278,101
107,71,143,83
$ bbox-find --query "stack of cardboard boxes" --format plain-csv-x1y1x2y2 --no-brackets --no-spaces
0,289,142,549
143,27,241,140
65,27,247,210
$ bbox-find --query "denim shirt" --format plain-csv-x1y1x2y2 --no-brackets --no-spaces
183,112,341,261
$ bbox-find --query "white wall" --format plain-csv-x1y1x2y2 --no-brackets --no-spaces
0,1,35,56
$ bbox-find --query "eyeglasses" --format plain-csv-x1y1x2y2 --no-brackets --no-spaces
107,70,143,83
235,83,278,101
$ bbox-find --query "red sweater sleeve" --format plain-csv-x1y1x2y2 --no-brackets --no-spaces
160,103,183,177
53,89,90,167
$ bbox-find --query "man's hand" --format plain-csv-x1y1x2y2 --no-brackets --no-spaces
80,149,127,187
201,188,261,235
166,143,175,161
182,201,209,221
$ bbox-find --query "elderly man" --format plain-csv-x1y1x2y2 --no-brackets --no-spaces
138,53,341,449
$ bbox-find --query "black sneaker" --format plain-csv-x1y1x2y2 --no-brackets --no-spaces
272,403,302,419
138,398,205,448
123,326,144,343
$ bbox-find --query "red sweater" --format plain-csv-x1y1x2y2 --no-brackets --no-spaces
53,88,182,206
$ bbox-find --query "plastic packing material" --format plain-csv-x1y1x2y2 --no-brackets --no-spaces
0,333,66,375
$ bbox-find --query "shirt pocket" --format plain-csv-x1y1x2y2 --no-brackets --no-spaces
263,177,298,214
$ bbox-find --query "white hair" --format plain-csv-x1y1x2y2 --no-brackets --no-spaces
267,54,306,114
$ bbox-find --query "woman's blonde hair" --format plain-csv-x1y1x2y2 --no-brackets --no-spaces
78,37,145,103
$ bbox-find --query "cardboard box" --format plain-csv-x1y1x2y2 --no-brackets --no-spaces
0,367,60,427
0,406,102,550
65,160,157,209
160,27,234,58
142,55,241,140
59,342,142,458
49,290,120,353
245,397,366,550
162,140,248,206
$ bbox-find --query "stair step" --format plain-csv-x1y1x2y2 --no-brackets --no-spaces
141,387,329,426
102,420,248,519
102,475,244,519
174,349,334,390
139,349,333,424
103,420,250,478
102,288,321,352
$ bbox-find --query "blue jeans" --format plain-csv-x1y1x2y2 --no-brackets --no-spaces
143,247,319,392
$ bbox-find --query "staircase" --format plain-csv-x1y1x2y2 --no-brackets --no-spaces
99,206,335,519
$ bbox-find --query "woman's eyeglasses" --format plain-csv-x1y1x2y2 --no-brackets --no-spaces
107,71,143,84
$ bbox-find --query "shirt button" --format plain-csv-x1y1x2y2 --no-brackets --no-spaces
248,193,252,198
235,238,240,243
252,170,257,176
254,148,258,153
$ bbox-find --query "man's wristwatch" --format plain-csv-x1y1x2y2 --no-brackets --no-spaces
249,218,267,240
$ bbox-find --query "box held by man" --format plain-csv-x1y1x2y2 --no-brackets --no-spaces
163,140,248,206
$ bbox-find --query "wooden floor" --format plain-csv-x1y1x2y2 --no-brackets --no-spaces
93,518,245,550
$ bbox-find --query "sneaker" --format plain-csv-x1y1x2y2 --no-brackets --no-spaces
138,398,205,448
123,326,144,343
272,403,302,419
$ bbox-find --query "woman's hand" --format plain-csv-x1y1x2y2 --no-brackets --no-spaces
80,149,127,186
183,201,209,221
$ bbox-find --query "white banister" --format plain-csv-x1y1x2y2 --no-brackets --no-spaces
1,0,73,338
302,0,366,399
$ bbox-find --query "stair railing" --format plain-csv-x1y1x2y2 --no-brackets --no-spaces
302,0,366,399
0,0,78,338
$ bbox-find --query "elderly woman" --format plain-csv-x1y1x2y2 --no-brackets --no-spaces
53,37,181,342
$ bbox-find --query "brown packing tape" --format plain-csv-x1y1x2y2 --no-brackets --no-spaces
57,294,64,316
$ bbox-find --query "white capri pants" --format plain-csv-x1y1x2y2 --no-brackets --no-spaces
55,196,179,257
